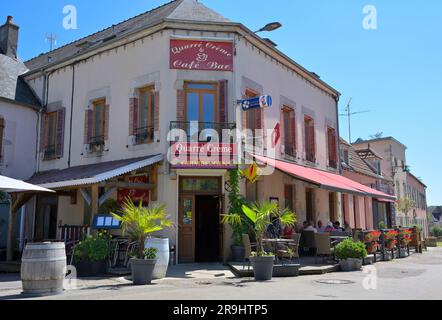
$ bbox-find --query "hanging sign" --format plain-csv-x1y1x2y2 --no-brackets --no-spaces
242,163,259,184
170,39,234,72
272,123,281,147
240,95,272,111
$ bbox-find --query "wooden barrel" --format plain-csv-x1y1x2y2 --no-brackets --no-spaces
21,242,67,296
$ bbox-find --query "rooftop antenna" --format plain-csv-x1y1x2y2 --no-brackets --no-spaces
339,98,370,143
45,33,57,51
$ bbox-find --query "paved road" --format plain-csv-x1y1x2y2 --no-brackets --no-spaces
1,248,442,300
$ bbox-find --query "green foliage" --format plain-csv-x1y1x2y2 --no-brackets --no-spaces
73,233,110,262
226,168,249,246
396,198,416,216
431,226,442,238
144,247,158,260
222,201,296,257
335,239,367,260
98,198,121,215
378,221,387,230
112,198,173,259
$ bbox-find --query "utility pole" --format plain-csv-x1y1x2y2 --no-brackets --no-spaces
340,98,370,143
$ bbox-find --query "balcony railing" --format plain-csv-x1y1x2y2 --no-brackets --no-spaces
134,126,155,144
43,144,56,160
88,135,105,153
170,122,236,143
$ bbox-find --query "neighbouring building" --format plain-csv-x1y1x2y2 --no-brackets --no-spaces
4,0,395,263
428,206,442,226
0,16,41,257
353,137,428,236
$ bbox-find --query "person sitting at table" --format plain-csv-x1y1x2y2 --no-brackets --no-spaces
301,221,308,231
324,221,335,232
304,221,317,233
343,221,352,233
282,225,295,239
317,220,326,232
333,221,344,232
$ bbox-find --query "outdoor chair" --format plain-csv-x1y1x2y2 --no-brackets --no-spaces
314,232,334,264
301,231,316,256
277,233,301,264
242,234,257,271
410,229,423,254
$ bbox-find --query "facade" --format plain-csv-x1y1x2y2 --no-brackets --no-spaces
353,137,428,235
4,0,395,262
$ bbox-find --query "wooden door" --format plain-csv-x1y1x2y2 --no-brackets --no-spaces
178,196,195,263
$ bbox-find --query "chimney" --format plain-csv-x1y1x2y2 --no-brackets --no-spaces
0,16,19,59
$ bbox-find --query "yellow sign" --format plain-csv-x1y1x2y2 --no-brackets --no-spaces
242,163,259,183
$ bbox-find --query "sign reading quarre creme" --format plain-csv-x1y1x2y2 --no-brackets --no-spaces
170,39,234,72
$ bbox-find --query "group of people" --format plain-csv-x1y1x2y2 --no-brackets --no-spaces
301,220,352,234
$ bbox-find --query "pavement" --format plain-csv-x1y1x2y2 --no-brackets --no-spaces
1,248,442,300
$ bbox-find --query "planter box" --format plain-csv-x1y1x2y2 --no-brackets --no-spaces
273,264,300,277
75,260,108,277
425,238,438,247
339,258,362,272
398,249,409,259
382,251,393,261
230,246,245,263
363,256,374,265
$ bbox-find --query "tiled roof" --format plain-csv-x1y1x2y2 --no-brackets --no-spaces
0,54,41,108
24,0,229,72
340,138,382,179
27,155,163,189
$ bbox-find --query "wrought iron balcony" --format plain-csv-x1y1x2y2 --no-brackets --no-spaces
43,145,56,160
134,126,155,144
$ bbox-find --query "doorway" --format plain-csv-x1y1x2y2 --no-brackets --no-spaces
35,196,58,240
195,195,220,262
306,188,314,223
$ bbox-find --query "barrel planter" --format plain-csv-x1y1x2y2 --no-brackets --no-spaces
145,237,169,279
21,242,67,296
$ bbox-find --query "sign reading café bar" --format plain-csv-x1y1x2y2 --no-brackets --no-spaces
170,39,234,72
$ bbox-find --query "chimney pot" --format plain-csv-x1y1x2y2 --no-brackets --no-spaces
6,16,13,24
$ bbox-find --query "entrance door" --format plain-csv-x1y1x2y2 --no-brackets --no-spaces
178,196,195,263
195,195,220,262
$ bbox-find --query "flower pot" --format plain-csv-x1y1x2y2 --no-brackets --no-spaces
250,256,275,281
75,260,108,277
339,258,363,272
130,258,157,285
231,245,245,262
145,238,169,279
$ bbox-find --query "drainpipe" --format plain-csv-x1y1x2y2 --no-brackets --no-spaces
19,205,26,251
67,63,76,168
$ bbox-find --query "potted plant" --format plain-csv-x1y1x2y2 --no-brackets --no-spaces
399,229,412,247
335,238,367,272
112,198,173,285
222,201,296,281
73,232,110,277
384,230,399,250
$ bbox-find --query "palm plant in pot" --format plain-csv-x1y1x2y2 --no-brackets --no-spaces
112,198,173,285
335,238,367,272
222,201,296,281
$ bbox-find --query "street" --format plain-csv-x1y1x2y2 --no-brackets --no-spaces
1,248,441,300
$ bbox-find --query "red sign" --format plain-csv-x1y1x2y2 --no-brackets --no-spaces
117,176,149,205
272,123,281,148
170,39,234,72
169,142,238,169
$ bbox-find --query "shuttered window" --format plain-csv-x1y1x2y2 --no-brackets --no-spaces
0,117,4,162
244,89,263,149
282,107,296,156
327,127,338,168
133,86,155,144
85,99,109,152
40,109,65,160
304,116,316,163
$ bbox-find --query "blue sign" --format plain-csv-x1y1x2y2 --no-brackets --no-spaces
240,95,272,111
93,215,122,230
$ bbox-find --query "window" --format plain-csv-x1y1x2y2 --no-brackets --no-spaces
282,107,296,156
40,109,65,160
244,89,262,148
135,86,155,144
0,117,4,162
44,112,57,159
327,127,337,168
304,116,316,163
87,99,107,151
341,148,350,166
284,184,295,211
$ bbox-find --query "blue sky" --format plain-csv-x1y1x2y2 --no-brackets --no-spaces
4,0,441,205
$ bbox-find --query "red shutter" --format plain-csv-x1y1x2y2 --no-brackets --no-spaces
84,109,93,144
104,104,110,141
129,98,135,136
291,113,296,154
177,90,185,123
218,80,228,123
55,108,65,157
154,91,159,132
40,113,47,151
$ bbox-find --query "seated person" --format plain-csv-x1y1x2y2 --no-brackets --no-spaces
324,221,336,232
304,222,317,233
343,221,352,233
333,221,344,232
282,225,295,239
317,220,326,233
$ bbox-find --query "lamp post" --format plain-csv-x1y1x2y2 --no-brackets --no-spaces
254,22,282,33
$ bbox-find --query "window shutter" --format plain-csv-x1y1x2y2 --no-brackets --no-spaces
84,109,93,144
104,104,110,141
40,114,47,151
291,113,296,154
55,108,65,158
154,91,159,132
0,118,4,160
177,90,185,123
129,97,136,136
218,80,228,123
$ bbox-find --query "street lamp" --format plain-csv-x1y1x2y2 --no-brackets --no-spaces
254,22,282,33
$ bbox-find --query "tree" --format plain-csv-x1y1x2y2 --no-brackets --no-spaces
396,198,416,217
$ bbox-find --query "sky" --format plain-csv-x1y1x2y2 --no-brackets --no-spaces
3,0,441,205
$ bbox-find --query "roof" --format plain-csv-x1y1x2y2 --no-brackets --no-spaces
253,154,396,201
406,171,427,188
27,154,163,189
353,137,407,150
25,0,229,72
0,174,54,193
340,138,384,180
0,54,41,108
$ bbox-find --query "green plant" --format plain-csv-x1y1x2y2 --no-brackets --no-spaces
335,239,367,260
222,201,296,256
378,221,387,230
431,226,442,238
98,198,121,215
225,168,249,246
73,233,110,262
112,198,173,260
396,198,416,217
144,247,158,260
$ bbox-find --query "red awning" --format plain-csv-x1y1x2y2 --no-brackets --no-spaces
253,154,396,201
